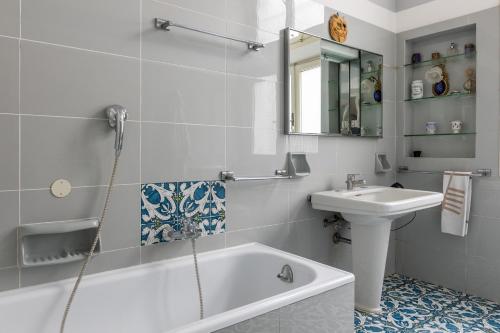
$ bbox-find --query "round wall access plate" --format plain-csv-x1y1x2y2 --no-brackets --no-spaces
50,179,72,198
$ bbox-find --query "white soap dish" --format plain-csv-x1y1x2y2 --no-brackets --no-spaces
19,219,100,267
375,152,392,173
287,152,311,177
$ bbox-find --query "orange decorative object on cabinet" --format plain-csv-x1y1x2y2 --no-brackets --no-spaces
329,13,348,43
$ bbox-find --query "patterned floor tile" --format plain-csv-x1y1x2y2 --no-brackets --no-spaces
356,274,500,333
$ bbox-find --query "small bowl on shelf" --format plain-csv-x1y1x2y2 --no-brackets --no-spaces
425,122,438,134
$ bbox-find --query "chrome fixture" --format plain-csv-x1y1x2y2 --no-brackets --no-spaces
332,232,352,245
277,264,294,283
154,18,264,51
106,105,128,157
398,166,491,177
345,173,367,190
323,213,346,228
167,218,202,241
323,214,351,245
220,153,310,182
220,170,293,182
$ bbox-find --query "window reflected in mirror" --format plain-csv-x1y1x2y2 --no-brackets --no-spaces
285,28,383,137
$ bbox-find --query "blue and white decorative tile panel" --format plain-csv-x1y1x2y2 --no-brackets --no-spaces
140,181,226,246
355,274,500,333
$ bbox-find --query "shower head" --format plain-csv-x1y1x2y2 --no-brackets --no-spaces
105,105,128,157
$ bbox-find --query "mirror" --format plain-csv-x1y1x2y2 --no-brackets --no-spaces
284,28,383,137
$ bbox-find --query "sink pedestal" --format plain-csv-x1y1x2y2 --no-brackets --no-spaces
344,214,392,313
311,186,444,313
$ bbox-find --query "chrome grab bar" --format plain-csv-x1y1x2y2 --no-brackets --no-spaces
398,166,491,177
154,18,265,51
220,170,293,182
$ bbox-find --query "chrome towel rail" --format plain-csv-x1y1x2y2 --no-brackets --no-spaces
154,18,265,51
398,166,491,177
220,170,292,182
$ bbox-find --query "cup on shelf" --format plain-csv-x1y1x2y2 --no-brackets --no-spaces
411,53,422,64
425,122,438,134
411,80,424,99
450,120,463,133
464,43,475,58
431,52,441,66
413,150,422,157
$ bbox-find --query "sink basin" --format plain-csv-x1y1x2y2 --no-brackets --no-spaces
311,186,443,313
311,186,443,219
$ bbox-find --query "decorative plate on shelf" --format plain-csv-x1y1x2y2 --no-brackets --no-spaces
432,80,448,96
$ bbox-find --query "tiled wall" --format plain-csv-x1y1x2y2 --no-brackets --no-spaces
395,8,500,303
0,0,397,292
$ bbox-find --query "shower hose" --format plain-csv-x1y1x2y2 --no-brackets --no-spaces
60,155,205,332
60,155,119,333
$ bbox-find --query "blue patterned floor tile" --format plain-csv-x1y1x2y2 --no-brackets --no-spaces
356,274,500,333
483,312,500,333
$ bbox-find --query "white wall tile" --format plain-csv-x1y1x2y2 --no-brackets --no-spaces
225,181,289,231
226,127,288,176
141,122,225,183
20,117,140,188
154,0,226,20
226,23,281,81
141,0,226,71
0,0,19,37
225,0,286,34
226,75,281,129
0,37,19,115
0,115,19,191
21,41,140,120
22,0,140,56
0,192,19,267
465,256,500,303
0,267,19,292
142,60,225,125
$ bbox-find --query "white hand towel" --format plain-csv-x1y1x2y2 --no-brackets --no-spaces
441,171,472,237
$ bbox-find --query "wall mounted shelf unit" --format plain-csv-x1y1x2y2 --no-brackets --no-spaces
399,24,477,159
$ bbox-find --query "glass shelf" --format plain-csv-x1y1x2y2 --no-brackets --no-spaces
403,52,476,68
404,132,476,137
361,102,382,108
404,92,475,102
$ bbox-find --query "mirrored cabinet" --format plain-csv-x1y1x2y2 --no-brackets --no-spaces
284,28,383,137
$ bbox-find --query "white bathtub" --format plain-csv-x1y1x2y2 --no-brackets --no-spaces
0,243,354,333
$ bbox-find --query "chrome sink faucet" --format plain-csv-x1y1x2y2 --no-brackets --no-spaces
346,174,366,190
167,217,202,240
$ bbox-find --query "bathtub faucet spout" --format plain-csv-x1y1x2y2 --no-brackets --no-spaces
168,218,202,241
277,264,294,283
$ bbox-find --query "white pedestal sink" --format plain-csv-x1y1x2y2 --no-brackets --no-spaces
311,186,443,313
